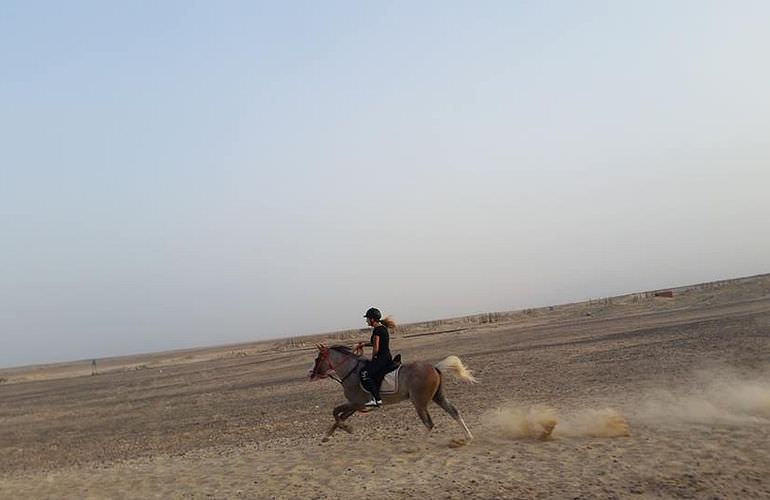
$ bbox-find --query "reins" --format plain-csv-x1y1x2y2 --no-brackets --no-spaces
322,350,361,385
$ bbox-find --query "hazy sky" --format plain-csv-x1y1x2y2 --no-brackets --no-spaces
2,1,769,368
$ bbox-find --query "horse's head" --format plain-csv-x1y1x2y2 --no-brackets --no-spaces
309,344,331,380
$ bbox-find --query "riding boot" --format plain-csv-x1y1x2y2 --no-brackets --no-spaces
360,371,381,406
360,370,375,396
369,378,381,402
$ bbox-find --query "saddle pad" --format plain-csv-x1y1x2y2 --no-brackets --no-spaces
379,366,401,395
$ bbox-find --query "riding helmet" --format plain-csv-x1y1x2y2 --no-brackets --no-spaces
364,307,382,321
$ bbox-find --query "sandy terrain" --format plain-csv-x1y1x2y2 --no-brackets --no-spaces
1,275,769,499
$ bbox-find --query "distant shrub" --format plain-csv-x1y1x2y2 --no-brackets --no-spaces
0,377,6,384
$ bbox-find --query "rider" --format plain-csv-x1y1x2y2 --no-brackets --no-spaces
355,307,395,408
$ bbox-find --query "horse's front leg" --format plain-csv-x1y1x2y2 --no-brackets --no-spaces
322,403,357,442
336,408,357,434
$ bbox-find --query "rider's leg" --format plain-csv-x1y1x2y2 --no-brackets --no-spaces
360,369,375,395
361,367,382,406
369,376,381,402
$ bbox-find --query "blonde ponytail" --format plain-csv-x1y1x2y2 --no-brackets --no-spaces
380,316,396,329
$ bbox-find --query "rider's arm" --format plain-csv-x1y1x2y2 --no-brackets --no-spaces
354,341,370,355
371,335,379,360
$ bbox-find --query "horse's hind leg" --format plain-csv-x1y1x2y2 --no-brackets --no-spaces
408,365,440,433
415,405,434,432
434,386,473,441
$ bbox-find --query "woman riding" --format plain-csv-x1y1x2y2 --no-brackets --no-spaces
355,307,396,407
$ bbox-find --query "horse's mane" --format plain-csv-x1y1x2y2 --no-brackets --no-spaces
330,345,362,358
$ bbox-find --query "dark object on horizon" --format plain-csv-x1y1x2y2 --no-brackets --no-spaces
654,290,674,298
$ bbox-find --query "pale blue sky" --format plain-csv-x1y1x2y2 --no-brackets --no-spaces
1,1,769,367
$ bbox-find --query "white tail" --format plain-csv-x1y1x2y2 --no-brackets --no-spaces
435,355,479,383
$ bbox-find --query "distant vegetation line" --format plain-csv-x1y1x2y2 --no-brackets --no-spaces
280,272,770,348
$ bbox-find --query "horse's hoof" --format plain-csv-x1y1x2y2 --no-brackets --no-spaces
448,438,467,448
321,436,330,443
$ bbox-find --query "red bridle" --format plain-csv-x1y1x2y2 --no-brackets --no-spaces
320,349,334,372
311,348,335,378
314,348,358,384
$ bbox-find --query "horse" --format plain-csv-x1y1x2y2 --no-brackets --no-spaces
309,344,478,444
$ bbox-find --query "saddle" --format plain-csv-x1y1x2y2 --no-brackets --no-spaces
378,365,402,395
360,354,403,395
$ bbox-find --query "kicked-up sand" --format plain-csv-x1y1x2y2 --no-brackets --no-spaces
1,275,769,498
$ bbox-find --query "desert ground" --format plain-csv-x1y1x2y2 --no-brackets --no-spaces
1,275,769,499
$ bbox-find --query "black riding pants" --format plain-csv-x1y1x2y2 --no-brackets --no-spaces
361,355,392,399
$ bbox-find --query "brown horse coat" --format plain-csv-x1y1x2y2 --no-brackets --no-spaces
310,345,477,442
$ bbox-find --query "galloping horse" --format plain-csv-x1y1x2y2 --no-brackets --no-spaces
309,344,478,443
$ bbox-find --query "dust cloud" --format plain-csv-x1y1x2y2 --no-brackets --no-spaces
483,369,770,441
482,406,630,440
557,408,631,437
636,370,770,425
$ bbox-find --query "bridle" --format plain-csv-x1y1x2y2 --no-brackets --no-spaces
318,348,361,385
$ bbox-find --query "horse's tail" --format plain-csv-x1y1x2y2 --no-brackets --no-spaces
434,355,478,384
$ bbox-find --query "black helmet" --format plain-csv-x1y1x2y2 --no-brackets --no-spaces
364,307,382,321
